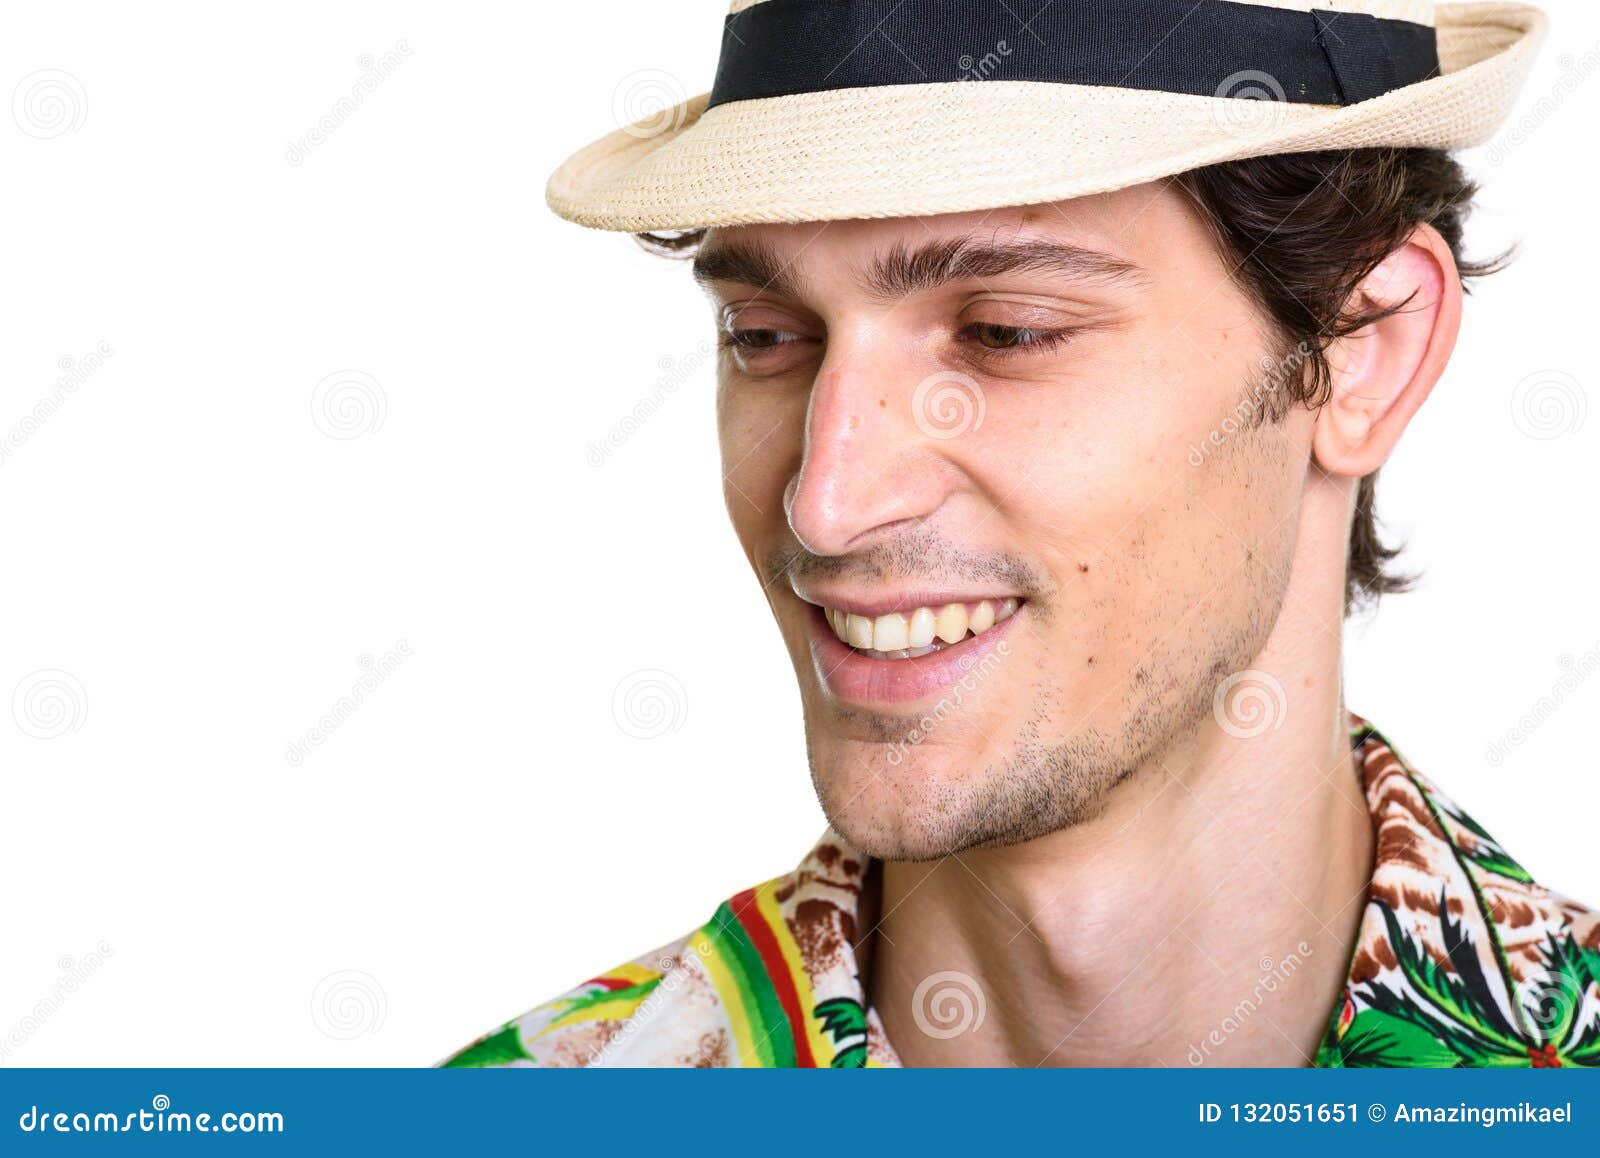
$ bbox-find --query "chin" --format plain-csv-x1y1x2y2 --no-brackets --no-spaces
807,739,999,862
807,714,1146,861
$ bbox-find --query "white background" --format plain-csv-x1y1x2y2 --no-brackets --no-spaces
1,1,1595,1066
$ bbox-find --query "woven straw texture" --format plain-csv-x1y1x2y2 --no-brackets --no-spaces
546,0,1546,231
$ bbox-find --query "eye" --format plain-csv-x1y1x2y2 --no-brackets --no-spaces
722,327,803,351
716,309,819,375
963,323,1073,352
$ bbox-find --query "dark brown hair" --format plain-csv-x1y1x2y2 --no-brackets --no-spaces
638,147,1503,613
1174,148,1503,612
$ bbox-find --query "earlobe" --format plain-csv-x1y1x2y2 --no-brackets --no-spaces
1311,226,1463,479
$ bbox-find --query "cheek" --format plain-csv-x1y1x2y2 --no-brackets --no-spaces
974,344,1219,541
716,373,804,538
978,342,1304,671
1111,422,1305,653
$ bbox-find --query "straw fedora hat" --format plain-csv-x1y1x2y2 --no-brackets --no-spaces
546,0,1546,232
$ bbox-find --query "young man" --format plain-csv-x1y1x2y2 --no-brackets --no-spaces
450,0,1599,1067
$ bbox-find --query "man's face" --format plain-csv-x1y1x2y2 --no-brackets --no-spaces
701,183,1318,860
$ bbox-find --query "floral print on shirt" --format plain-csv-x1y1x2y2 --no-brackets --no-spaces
445,716,1600,1068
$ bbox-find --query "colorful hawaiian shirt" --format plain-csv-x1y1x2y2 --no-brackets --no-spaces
445,717,1600,1068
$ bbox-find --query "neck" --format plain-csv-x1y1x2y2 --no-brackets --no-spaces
867,491,1374,1067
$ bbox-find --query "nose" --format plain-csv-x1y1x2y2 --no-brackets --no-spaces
784,344,960,557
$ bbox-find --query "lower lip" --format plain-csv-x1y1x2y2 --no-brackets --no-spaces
806,604,1021,706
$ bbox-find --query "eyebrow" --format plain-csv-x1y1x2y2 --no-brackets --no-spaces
691,236,1146,303
691,239,805,300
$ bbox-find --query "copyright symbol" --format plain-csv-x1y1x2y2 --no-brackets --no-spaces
1367,1103,1386,1122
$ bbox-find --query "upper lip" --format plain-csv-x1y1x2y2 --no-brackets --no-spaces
791,586,1025,618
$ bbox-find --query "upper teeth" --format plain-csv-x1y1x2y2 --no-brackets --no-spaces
824,598,1019,657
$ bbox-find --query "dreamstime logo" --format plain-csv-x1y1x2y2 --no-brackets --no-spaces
285,41,412,165
957,40,1012,81
1490,43,1600,167
1486,642,1600,766
611,668,688,740
613,69,688,139
1521,971,1582,1043
588,339,714,467
1186,941,1312,1065
912,971,987,1039
0,340,116,469
11,669,88,740
912,370,985,439
884,96,957,166
0,940,114,1063
284,641,413,766
12,69,87,139
310,970,387,1040
1188,340,1313,466
1510,370,1586,440
1211,669,1286,739
587,940,713,1066
885,640,1011,765
1211,70,1288,133
311,369,387,439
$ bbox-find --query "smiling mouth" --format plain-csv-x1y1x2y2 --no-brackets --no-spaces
820,598,1022,660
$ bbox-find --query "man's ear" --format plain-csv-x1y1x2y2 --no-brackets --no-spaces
1312,224,1462,479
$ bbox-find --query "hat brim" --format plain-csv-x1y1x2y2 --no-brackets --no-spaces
547,2,1545,232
